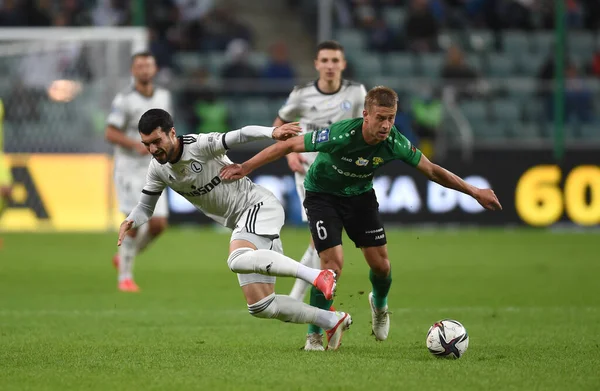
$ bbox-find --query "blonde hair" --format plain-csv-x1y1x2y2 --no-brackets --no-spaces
364,86,398,110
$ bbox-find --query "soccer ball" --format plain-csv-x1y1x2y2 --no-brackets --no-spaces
426,319,469,359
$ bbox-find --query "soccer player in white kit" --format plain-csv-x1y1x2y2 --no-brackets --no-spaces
117,108,352,350
105,52,172,292
273,41,366,350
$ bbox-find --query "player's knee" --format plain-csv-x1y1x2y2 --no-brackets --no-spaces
227,247,254,272
247,293,277,319
371,259,391,277
149,218,168,236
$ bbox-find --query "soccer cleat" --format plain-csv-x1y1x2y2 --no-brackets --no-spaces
112,253,120,269
313,269,336,300
369,292,390,341
118,279,140,293
303,333,325,351
326,312,352,350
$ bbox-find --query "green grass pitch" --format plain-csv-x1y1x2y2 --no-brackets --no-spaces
0,228,598,390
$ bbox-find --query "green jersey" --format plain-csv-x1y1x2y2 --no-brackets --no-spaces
303,118,422,197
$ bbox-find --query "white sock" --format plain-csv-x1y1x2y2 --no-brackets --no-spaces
249,294,339,330
289,245,316,300
118,235,136,282
228,248,321,284
134,223,152,253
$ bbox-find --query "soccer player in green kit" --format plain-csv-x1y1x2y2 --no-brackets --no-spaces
221,86,502,350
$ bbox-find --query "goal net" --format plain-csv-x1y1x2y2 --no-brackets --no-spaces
0,27,147,153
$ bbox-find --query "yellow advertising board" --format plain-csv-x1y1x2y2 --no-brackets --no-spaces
0,154,122,232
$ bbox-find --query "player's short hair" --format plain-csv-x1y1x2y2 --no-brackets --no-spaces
138,108,173,135
315,40,344,58
364,86,398,110
131,51,154,64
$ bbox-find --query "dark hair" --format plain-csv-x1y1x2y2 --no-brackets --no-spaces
315,40,344,58
131,51,154,65
138,108,173,135
364,86,398,110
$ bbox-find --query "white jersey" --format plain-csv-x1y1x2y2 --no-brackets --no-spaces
142,133,277,229
107,86,173,172
278,79,367,136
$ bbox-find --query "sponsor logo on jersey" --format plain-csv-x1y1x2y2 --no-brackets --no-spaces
190,160,203,173
331,165,373,179
373,157,384,167
355,157,369,166
374,234,385,240
341,156,352,162
316,128,330,143
340,100,352,112
178,176,222,197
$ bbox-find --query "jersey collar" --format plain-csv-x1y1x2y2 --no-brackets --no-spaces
170,136,185,164
314,79,343,95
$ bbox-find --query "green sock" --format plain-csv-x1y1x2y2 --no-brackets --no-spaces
370,268,392,309
307,285,334,335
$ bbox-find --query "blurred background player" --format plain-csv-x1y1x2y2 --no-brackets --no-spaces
105,52,173,292
273,41,367,307
0,99,12,249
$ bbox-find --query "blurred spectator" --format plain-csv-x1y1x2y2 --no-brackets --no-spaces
149,27,177,73
440,45,480,100
564,64,593,123
591,52,600,78
23,0,52,26
582,0,600,30
221,39,259,96
504,0,535,30
262,41,295,97
200,7,254,51
405,0,439,52
410,86,442,159
92,0,130,26
59,0,92,26
222,39,259,79
0,0,27,26
173,0,214,23
362,15,395,52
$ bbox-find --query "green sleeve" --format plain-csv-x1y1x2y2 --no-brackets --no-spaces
392,127,422,167
303,119,358,153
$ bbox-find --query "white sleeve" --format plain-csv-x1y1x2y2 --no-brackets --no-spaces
126,165,166,228
193,126,275,157
352,84,367,118
278,88,303,122
106,93,127,130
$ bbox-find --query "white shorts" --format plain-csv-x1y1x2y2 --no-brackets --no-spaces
115,169,169,218
294,151,318,222
230,199,285,286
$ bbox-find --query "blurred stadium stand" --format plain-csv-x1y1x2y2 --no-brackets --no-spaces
0,0,599,154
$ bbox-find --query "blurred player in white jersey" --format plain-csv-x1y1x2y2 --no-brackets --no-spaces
105,52,172,292
117,109,352,349
273,40,366,348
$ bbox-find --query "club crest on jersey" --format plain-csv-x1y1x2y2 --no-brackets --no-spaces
373,157,384,167
340,100,352,112
355,157,369,166
315,128,330,143
190,160,203,173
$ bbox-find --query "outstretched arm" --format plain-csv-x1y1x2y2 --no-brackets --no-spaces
198,123,301,157
117,191,160,246
416,154,502,211
220,135,307,180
